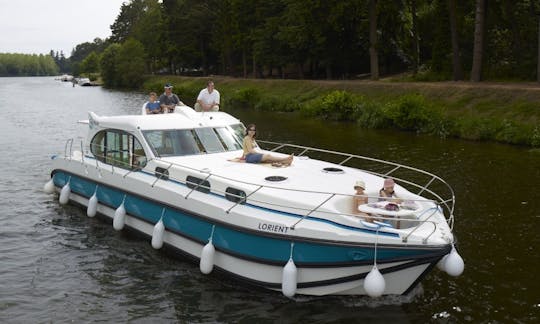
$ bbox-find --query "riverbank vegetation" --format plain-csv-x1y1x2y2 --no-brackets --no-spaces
143,76,540,147
0,53,58,76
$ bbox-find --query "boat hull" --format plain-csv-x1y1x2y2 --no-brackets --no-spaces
50,166,450,296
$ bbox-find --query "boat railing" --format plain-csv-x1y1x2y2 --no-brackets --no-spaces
260,140,456,229
144,154,450,241
65,139,453,240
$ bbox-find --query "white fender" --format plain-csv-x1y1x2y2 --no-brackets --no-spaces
437,254,449,271
43,179,55,194
445,248,464,277
364,265,386,297
199,240,216,274
59,183,71,205
87,193,98,217
151,219,165,249
281,258,298,298
113,203,126,230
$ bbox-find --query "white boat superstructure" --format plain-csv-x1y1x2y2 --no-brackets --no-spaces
44,106,464,297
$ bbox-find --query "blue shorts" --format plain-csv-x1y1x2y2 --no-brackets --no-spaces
245,153,263,163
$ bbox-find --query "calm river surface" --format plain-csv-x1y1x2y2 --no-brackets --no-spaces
1,77,539,323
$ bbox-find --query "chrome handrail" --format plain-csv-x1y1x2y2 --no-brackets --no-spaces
259,140,456,229
68,139,456,240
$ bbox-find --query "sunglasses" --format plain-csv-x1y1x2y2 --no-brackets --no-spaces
248,129,256,131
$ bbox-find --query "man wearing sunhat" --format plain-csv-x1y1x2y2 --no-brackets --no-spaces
159,83,183,113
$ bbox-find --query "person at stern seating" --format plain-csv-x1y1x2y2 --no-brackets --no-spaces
379,178,403,204
352,179,372,221
159,83,183,113
145,92,161,114
194,80,220,112
242,124,293,165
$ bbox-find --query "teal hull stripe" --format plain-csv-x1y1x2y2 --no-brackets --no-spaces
53,170,441,264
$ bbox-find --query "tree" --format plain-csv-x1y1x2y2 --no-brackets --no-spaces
80,52,100,74
471,0,486,82
447,0,464,80
116,39,146,88
369,0,379,80
100,43,121,88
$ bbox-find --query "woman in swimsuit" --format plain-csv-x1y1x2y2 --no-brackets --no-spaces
242,124,293,165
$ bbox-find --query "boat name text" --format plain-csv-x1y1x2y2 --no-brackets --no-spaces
258,222,289,234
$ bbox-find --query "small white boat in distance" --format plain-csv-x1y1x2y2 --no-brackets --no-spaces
77,78,92,86
59,74,73,82
44,106,464,297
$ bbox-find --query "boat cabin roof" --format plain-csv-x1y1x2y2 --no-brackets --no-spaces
88,107,241,132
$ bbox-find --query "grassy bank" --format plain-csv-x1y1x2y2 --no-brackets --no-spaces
142,76,540,147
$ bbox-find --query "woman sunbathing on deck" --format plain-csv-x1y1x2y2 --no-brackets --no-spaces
242,124,293,165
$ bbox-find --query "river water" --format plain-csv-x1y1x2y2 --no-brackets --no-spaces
0,77,538,323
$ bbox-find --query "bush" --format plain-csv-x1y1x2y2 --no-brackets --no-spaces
301,90,361,121
383,94,432,132
227,87,261,109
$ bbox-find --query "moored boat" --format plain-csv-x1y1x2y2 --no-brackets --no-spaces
44,106,464,297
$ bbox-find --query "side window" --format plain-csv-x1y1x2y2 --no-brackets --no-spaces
230,124,246,145
91,131,106,163
133,138,147,168
90,130,147,170
215,127,242,150
225,187,246,204
186,175,211,194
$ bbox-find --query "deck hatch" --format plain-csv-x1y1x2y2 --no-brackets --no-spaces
265,176,287,182
322,167,344,174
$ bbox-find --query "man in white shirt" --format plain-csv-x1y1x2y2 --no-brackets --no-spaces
194,81,220,112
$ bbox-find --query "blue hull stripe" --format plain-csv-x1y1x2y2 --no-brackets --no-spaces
52,170,449,266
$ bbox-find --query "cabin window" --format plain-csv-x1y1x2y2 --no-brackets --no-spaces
186,175,211,194
225,187,247,204
229,124,246,144
144,129,201,157
90,129,147,170
215,127,242,150
194,128,224,153
142,126,244,157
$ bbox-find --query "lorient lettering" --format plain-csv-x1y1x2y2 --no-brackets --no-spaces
258,222,289,234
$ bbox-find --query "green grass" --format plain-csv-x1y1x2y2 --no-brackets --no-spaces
142,76,540,147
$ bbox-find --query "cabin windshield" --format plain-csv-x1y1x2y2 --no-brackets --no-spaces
142,126,243,157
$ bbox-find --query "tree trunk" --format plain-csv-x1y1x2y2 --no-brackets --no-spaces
369,0,379,80
242,49,247,78
448,0,464,80
537,15,540,82
470,0,486,82
411,0,420,74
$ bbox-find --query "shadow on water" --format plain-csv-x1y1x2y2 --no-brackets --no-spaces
1,77,539,323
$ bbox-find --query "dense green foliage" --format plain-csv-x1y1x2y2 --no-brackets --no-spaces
143,76,540,147
0,53,58,76
92,0,540,82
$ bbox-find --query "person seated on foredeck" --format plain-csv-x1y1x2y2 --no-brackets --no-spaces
379,178,403,204
242,124,293,165
159,83,184,113
352,179,372,221
145,92,161,114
